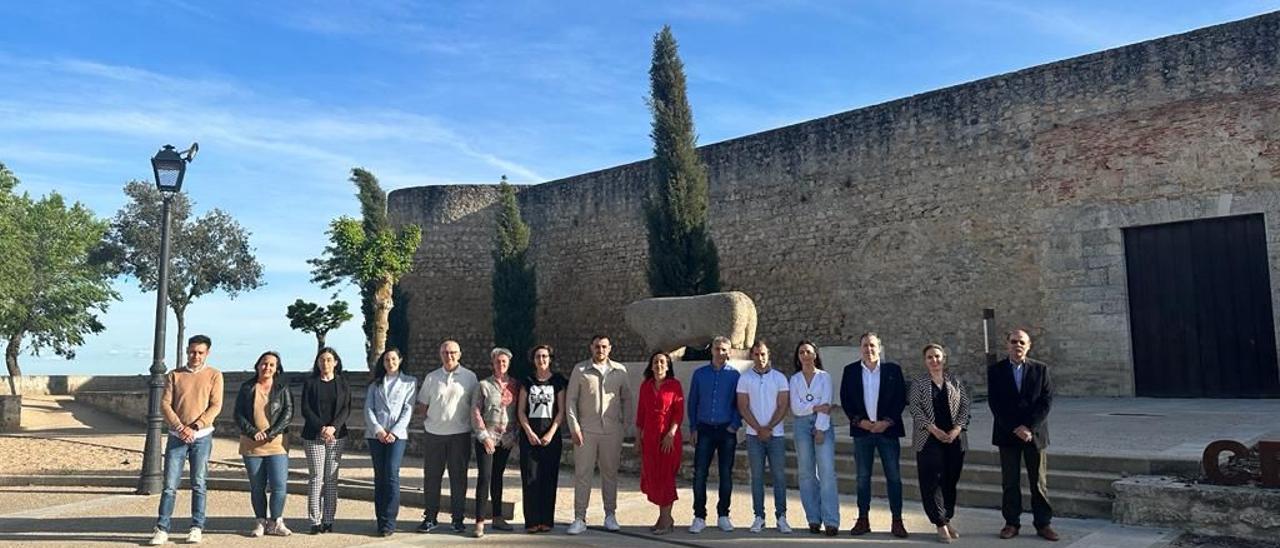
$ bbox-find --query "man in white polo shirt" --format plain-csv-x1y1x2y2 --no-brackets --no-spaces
736,339,792,534
415,340,479,535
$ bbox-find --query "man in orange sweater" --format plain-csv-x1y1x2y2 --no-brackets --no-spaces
149,334,224,546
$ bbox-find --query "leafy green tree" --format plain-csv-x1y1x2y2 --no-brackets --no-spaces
310,168,422,369
0,163,20,323
491,176,536,379
103,181,264,369
286,299,353,353
0,166,118,376
645,25,721,297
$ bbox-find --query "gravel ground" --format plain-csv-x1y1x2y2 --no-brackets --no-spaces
0,436,238,475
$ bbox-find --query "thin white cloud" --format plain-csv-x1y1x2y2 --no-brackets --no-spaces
0,55,543,189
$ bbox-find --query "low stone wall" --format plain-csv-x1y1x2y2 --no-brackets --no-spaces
0,375,149,396
1114,476,1280,542
76,391,149,424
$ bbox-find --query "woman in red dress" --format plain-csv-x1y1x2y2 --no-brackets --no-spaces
636,351,684,535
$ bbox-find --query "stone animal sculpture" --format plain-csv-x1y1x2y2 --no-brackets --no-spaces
624,291,758,353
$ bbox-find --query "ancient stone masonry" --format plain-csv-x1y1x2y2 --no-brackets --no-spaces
390,13,1280,394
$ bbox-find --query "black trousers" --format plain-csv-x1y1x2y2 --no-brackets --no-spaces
474,441,511,521
423,432,472,523
519,432,562,528
998,444,1053,528
916,439,964,526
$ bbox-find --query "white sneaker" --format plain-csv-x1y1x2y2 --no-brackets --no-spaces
248,519,265,538
717,516,735,532
267,518,292,536
688,517,706,534
186,527,203,544
603,514,620,531
566,518,587,535
777,515,793,534
147,528,168,546
750,516,766,533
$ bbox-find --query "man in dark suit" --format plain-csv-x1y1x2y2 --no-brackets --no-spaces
840,332,908,538
987,329,1058,542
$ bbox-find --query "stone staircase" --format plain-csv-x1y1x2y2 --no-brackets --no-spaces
608,436,1130,519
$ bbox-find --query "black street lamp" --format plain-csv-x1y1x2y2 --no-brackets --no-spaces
136,143,198,495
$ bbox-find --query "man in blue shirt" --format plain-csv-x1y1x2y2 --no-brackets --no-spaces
686,336,741,534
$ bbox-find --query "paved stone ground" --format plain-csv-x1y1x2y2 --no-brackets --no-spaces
6,395,1266,547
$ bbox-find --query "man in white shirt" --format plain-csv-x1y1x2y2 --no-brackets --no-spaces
415,340,479,534
839,332,908,538
737,340,792,534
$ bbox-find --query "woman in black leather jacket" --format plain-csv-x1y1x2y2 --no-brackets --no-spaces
235,351,294,537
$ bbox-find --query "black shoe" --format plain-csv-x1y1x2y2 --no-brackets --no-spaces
451,521,467,534
321,523,333,534
380,529,395,537
309,525,323,535
417,519,438,533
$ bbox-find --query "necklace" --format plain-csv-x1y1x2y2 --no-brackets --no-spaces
799,370,818,402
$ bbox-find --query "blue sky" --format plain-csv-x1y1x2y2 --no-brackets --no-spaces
2,1,1277,375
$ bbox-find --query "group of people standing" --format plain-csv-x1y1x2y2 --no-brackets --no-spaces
145,328,1058,545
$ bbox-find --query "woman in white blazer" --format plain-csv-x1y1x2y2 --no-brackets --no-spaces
364,348,417,537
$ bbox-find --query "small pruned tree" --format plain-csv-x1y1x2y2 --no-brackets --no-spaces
286,299,353,353
645,25,720,297
491,176,536,380
103,181,264,369
0,164,119,377
309,168,422,369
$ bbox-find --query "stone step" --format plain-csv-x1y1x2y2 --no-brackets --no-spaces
610,441,1116,520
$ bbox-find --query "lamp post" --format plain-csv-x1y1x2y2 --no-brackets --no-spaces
136,143,197,495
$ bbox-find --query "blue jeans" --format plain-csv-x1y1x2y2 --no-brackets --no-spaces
243,454,289,520
853,434,903,518
745,434,787,519
368,438,406,532
156,434,212,531
794,415,839,527
692,423,737,519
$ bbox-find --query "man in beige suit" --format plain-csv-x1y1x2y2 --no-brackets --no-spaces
565,334,633,535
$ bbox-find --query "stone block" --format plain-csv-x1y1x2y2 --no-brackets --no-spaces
624,291,758,352
0,396,20,432
1114,476,1280,542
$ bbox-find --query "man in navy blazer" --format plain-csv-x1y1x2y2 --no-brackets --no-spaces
840,332,908,538
987,329,1058,542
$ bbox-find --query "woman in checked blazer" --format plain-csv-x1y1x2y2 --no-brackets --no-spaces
907,343,970,544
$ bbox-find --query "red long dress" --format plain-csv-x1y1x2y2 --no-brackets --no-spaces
636,377,684,506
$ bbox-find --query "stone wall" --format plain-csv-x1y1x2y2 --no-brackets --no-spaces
0,375,148,396
389,13,1280,394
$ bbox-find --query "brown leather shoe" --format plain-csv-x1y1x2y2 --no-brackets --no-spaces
1036,526,1060,541
824,524,838,537
849,516,870,536
999,525,1020,539
891,520,909,538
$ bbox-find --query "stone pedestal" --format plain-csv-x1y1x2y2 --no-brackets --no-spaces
1114,476,1280,542
0,395,21,432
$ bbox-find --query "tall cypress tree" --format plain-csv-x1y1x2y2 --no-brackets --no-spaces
353,169,388,359
646,25,720,297
492,176,536,380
